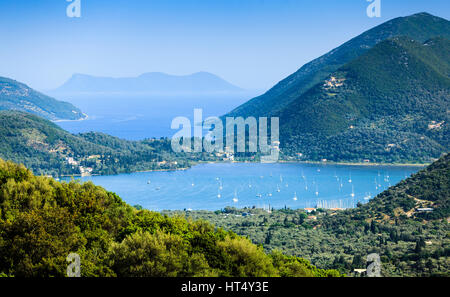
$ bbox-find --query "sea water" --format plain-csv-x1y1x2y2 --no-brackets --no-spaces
63,162,421,211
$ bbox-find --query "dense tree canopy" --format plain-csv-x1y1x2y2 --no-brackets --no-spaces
0,158,340,277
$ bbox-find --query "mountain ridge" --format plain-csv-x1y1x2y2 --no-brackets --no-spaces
226,12,450,118
0,110,191,177
52,71,243,95
0,76,85,121
278,36,450,163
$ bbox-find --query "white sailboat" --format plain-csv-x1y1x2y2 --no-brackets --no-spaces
293,192,298,201
276,184,281,192
233,190,238,203
351,185,355,197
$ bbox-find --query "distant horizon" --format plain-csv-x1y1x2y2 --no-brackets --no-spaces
1,1,449,91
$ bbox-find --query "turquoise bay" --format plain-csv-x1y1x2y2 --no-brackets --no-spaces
63,162,422,211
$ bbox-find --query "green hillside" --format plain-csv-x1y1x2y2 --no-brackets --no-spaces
226,12,450,119
178,154,450,276
279,37,449,163
0,111,191,176
0,158,341,277
0,77,84,120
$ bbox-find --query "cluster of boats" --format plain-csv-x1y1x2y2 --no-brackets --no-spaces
145,169,395,206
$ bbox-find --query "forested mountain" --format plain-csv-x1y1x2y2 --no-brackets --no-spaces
278,36,450,163
0,111,191,176
0,158,341,277
180,154,450,276
52,71,242,95
0,76,84,120
226,12,450,118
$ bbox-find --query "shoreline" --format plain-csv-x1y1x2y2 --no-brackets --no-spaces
59,159,427,179
60,166,191,178
276,160,429,167
52,113,89,123
60,159,428,178
195,159,429,167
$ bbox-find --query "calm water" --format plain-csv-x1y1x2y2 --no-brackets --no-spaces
62,162,422,211
53,92,258,140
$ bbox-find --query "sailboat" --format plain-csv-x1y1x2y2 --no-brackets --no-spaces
217,188,221,198
147,179,151,184
219,181,223,190
276,184,281,192
293,192,298,201
315,185,319,197
351,185,355,197
233,190,238,203
348,173,352,183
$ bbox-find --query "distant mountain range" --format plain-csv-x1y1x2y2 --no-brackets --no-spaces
0,76,85,121
226,12,450,163
51,71,243,95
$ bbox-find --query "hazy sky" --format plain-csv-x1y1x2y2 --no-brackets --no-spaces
0,0,449,91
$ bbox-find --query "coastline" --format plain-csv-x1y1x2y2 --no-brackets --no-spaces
66,159,428,177
276,160,429,167
58,158,432,178
60,166,191,178
52,112,89,123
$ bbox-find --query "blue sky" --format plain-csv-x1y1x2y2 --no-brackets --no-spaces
0,0,449,91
